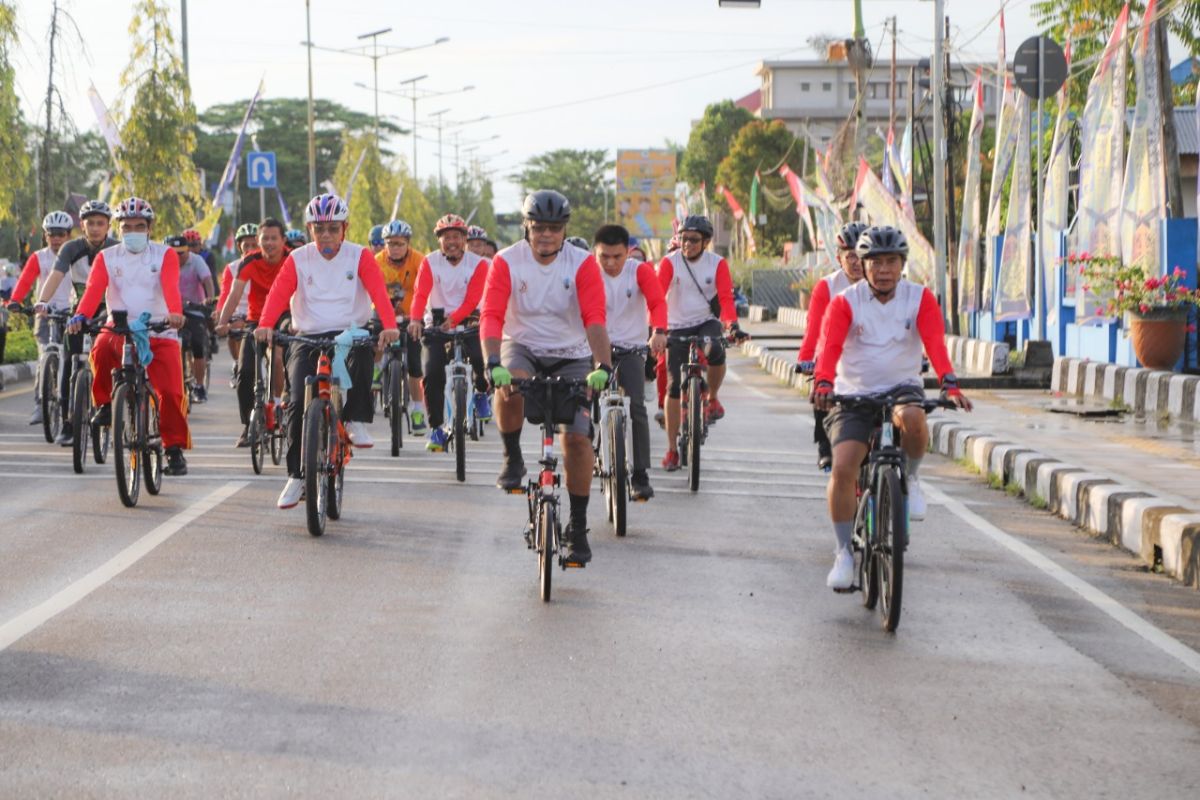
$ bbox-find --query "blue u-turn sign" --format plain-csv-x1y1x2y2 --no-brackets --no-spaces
246,151,277,189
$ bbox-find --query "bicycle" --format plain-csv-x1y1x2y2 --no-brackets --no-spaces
377,320,412,457
275,331,377,536
669,334,713,493
515,376,590,602
16,306,68,443
67,316,109,474
245,323,285,474
829,391,957,632
105,311,175,508
422,324,484,483
592,345,647,537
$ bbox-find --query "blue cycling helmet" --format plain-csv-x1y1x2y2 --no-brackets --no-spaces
285,229,307,246
368,224,386,247
382,219,413,240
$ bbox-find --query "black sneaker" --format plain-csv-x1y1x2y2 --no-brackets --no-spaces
56,423,74,447
630,470,654,501
235,426,250,448
817,454,832,473
91,404,111,428
164,446,188,476
496,458,527,492
563,523,592,565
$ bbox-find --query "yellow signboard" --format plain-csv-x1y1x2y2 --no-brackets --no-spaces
615,149,676,239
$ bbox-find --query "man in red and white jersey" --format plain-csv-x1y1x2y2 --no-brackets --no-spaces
794,221,868,472
407,213,490,453
656,214,738,472
67,197,191,476
480,190,613,566
593,223,667,501
812,226,972,590
215,224,260,363
255,194,399,510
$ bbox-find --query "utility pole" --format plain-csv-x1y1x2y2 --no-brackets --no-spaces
431,109,450,200
181,0,189,81
1156,18,1184,216
889,16,897,133
849,0,870,158
40,0,61,220
932,0,948,317
944,15,959,332
305,0,316,198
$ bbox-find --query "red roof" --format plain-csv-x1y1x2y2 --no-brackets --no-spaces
735,88,761,113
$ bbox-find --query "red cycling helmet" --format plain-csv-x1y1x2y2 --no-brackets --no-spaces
434,214,468,237
182,229,202,244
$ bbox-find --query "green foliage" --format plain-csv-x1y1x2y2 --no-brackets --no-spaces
2,317,37,364
714,120,804,256
680,100,755,193
511,149,612,244
110,0,204,235
0,2,30,228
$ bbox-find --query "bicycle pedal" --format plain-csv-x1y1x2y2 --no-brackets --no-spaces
506,487,527,496
562,560,586,569
832,586,857,594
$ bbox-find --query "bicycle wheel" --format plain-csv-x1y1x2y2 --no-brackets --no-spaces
143,392,163,496
248,408,264,475
71,369,92,474
876,465,906,632
93,405,110,465
859,487,879,610
538,500,555,602
687,377,702,492
453,380,467,483
610,412,627,537
326,418,344,521
112,384,140,507
269,405,283,466
41,354,61,443
303,399,330,536
389,361,403,456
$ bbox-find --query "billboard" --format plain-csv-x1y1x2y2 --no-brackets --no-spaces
616,149,676,239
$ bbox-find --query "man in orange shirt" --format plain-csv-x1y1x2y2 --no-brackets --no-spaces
375,219,427,433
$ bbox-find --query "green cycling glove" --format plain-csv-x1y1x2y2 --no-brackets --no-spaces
489,364,513,387
586,365,612,392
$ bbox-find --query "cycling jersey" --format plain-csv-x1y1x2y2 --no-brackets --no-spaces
375,247,424,316
410,251,488,327
53,236,119,287
797,269,854,363
217,258,251,318
814,278,953,395
233,250,288,322
480,239,606,360
259,242,397,334
603,259,667,350
75,242,183,340
178,252,212,306
656,250,737,329
12,247,73,310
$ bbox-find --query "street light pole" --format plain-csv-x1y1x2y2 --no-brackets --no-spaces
368,82,474,184
306,0,316,197
356,27,393,148
932,0,948,319
431,109,451,194
397,74,428,177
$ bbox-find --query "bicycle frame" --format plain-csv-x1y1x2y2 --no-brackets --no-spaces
592,348,641,480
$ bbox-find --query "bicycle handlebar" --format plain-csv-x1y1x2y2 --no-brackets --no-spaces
421,325,481,344
273,331,379,349
828,393,958,414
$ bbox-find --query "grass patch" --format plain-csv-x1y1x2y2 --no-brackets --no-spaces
956,456,981,475
1005,481,1024,497
1029,492,1048,510
986,473,1004,490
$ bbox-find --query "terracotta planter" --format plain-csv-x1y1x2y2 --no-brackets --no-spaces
797,289,810,310
1128,308,1188,370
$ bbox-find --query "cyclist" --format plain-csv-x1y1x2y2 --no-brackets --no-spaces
183,228,216,275
67,197,190,476
368,224,386,255
285,229,307,248
656,214,737,471
566,235,589,252
407,213,490,453
812,226,971,589
376,218,428,433
254,193,400,509
481,190,613,566
216,223,261,366
215,218,291,445
33,200,118,446
481,239,499,260
593,224,667,501
166,234,215,403
8,211,75,426
465,225,489,257
795,221,868,472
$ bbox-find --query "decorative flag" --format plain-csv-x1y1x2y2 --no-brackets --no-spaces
779,165,818,253
390,184,405,222
882,127,896,195
982,79,1019,309
275,185,292,226
718,185,745,219
87,83,122,160
749,172,760,225
1074,3,1129,317
853,158,935,286
1041,45,1072,327
898,118,915,219
675,182,691,222
697,182,710,217
996,93,1033,321
212,80,264,213
957,71,986,313
996,9,1007,131
343,146,369,207
1119,0,1167,275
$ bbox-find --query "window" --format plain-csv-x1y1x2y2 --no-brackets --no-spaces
848,84,856,99
822,81,832,92
800,81,811,91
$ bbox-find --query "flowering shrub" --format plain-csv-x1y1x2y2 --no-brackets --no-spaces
1067,252,1200,317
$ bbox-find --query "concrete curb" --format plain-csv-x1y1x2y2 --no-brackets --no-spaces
0,360,36,390
740,342,1200,590
776,307,807,329
746,304,773,323
1051,355,1200,418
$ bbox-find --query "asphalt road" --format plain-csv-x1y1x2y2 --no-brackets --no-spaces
0,347,1198,798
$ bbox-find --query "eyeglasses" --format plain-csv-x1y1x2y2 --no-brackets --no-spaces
310,223,342,236
680,235,704,245
529,223,565,235
45,229,70,237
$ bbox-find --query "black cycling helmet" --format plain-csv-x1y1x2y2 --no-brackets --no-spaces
522,190,571,223
856,225,909,261
164,235,189,248
679,214,714,239
836,221,870,251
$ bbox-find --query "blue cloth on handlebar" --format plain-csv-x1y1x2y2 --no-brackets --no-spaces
332,325,370,391
130,311,154,367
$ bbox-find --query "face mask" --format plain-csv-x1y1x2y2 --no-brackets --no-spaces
124,232,149,253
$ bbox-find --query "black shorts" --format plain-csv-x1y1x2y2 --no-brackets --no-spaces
181,314,208,358
666,318,725,399
823,384,925,448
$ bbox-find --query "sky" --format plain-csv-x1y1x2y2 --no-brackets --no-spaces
13,0,1050,213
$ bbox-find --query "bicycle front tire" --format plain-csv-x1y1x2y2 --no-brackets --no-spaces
41,354,60,443
539,500,555,602
389,361,404,456
687,377,702,492
143,392,163,496
71,369,91,474
877,465,906,632
303,399,330,536
249,409,264,475
112,383,140,507
454,380,467,483
610,412,627,537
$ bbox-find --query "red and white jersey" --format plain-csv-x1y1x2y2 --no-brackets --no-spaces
412,250,488,326
288,242,373,334
480,240,606,360
79,242,181,340
796,269,855,363
14,248,74,310
603,259,668,350
220,260,249,317
657,250,736,329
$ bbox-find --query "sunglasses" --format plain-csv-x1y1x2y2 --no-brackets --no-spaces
529,223,565,235
310,223,342,236
680,235,704,245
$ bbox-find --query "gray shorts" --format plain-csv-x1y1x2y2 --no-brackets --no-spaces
824,384,925,448
501,340,592,436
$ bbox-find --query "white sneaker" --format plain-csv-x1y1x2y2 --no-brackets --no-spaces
29,405,43,425
826,546,855,590
277,477,304,509
908,476,927,521
346,421,374,448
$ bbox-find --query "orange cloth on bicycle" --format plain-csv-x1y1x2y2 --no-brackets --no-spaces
90,331,191,450
375,247,424,318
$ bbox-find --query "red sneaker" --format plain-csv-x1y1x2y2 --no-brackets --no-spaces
706,398,725,423
661,450,681,471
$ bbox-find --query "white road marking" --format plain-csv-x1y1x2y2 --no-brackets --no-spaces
0,386,35,399
723,366,771,399
0,481,247,653
924,481,1200,677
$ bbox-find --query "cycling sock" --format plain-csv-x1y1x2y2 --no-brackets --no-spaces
569,493,588,528
501,430,523,461
834,521,853,550
411,400,425,412
908,456,923,479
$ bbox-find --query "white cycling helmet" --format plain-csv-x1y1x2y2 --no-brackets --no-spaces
42,210,74,231
304,193,350,224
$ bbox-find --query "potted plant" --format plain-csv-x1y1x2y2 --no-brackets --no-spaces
1073,253,1199,370
792,269,821,310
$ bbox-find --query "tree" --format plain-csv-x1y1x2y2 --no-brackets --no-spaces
512,149,612,242
109,0,204,235
0,1,30,229
679,100,755,193
333,133,397,246
714,120,804,257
